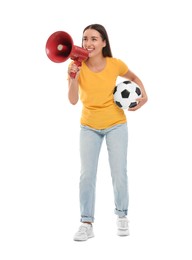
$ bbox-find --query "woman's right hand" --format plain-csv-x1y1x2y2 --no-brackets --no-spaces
68,62,80,79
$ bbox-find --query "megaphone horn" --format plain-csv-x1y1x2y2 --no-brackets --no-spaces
45,31,89,78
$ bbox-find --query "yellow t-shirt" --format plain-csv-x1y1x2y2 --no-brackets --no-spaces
78,57,128,129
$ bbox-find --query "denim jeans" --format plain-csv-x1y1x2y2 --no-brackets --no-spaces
79,123,129,223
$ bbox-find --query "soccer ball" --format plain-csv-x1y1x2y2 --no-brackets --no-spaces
113,80,142,109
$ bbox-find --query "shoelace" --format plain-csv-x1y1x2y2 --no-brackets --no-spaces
78,226,89,233
118,220,128,229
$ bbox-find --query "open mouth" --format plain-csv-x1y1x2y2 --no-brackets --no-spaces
86,48,94,53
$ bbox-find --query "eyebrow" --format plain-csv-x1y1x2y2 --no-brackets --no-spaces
83,36,99,39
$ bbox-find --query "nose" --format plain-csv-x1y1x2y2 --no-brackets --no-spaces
85,39,93,47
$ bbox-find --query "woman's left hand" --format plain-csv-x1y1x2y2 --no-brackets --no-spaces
128,95,148,111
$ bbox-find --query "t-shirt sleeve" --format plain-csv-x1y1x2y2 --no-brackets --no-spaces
116,59,129,76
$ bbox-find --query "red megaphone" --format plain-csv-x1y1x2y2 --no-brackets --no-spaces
45,31,89,78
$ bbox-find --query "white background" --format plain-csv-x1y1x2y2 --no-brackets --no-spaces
0,0,192,259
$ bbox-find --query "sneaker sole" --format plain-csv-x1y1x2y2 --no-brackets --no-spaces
117,230,130,236
74,233,94,241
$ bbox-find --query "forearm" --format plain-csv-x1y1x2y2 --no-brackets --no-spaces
123,69,147,100
68,78,79,105
132,76,147,99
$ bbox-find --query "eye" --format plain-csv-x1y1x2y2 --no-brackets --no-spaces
91,37,98,41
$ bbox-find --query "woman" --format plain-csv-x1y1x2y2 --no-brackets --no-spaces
67,24,148,241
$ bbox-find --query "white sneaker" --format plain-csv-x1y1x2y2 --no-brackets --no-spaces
117,217,129,236
73,223,94,241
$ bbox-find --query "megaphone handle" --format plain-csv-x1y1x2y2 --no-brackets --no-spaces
69,60,82,78
70,71,77,78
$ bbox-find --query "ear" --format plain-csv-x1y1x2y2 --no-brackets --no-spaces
103,40,106,48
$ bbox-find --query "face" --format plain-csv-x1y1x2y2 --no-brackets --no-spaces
82,29,106,58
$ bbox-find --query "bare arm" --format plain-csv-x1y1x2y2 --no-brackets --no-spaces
123,69,148,111
67,63,80,105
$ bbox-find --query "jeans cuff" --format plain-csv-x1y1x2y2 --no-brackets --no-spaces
81,216,94,223
114,208,128,217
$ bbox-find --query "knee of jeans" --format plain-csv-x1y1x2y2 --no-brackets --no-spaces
80,172,96,185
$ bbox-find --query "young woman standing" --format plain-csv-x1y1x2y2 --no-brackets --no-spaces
68,24,148,241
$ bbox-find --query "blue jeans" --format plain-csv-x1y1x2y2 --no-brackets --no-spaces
79,123,129,223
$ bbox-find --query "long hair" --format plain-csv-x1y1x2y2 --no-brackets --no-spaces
82,24,113,57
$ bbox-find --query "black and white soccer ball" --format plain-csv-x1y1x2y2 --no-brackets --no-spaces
113,80,142,109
